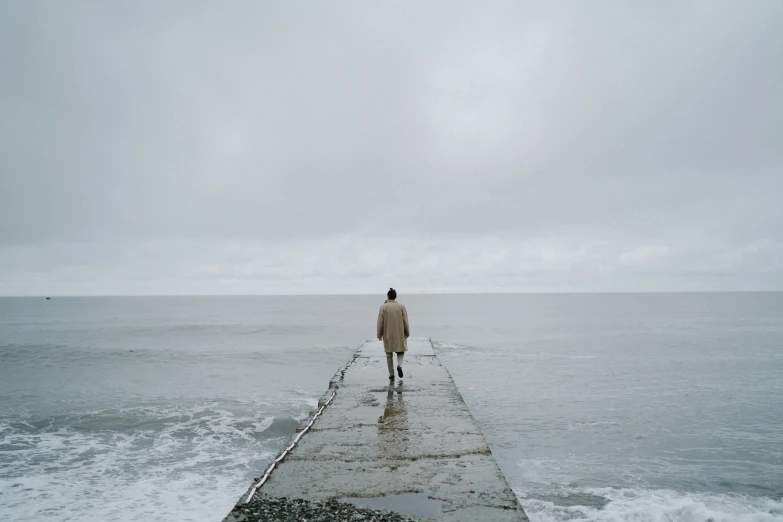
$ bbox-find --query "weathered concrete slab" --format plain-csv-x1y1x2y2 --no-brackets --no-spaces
226,338,528,521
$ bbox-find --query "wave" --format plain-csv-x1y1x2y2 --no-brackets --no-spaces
259,416,301,438
0,342,355,370
0,401,312,522
521,487,783,522
433,342,470,350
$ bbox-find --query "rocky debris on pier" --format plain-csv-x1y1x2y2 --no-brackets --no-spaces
228,496,420,522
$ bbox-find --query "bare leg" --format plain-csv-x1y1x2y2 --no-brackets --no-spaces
396,352,404,378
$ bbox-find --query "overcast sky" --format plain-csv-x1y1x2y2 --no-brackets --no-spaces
1,1,781,295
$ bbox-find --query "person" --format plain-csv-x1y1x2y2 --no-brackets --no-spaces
377,288,409,380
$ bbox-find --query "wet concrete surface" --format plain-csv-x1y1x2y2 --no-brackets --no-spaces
225,338,528,521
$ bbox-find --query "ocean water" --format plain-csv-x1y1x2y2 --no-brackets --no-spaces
1,293,782,522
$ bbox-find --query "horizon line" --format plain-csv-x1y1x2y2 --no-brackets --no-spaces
2,290,782,298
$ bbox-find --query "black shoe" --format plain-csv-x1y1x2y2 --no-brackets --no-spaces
397,365,403,378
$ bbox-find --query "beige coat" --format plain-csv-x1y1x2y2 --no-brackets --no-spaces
377,300,409,353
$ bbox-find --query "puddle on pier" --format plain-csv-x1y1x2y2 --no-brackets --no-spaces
340,493,443,517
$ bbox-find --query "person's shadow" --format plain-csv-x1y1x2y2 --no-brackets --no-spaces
377,381,409,458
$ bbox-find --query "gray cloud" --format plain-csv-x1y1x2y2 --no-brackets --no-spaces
1,1,781,294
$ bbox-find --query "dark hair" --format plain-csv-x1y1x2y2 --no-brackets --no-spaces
387,288,397,300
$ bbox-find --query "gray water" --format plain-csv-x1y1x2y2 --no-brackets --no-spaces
1,293,782,521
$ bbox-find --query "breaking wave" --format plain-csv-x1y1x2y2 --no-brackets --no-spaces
0,401,311,522
521,487,783,522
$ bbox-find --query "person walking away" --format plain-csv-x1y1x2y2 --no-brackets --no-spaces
377,288,409,380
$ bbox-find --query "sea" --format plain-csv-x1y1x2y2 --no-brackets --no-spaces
1,293,782,522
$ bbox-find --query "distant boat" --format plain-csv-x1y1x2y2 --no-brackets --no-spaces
46,297,51,300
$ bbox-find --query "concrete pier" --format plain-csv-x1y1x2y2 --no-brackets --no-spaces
225,338,528,521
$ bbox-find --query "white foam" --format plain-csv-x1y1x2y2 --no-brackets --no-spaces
0,403,296,522
433,342,467,350
522,487,783,522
